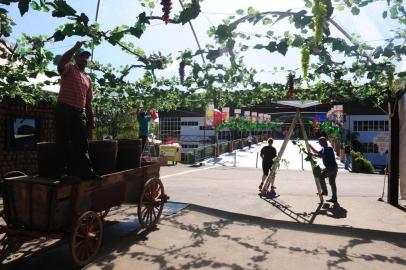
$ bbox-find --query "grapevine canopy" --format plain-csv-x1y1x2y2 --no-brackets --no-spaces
0,0,405,110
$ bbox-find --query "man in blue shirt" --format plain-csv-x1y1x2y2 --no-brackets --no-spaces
138,110,152,151
309,137,338,203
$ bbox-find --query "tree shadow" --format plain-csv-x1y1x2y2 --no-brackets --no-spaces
2,203,406,270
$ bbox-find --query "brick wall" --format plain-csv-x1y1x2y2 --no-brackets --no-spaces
0,97,56,176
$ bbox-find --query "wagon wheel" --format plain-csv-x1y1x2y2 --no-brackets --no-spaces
70,211,103,267
0,234,23,263
0,211,5,235
137,178,165,228
98,209,110,222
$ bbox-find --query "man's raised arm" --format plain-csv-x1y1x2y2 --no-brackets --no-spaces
57,41,84,73
309,144,322,158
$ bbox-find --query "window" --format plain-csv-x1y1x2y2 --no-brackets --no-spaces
7,117,40,150
362,142,379,153
353,121,358,132
182,144,199,149
181,121,198,126
373,144,379,153
353,120,388,132
362,121,368,131
199,126,214,130
379,121,384,131
159,117,181,143
368,121,374,131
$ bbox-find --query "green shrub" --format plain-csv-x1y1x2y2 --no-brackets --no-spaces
186,152,195,164
351,151,375,174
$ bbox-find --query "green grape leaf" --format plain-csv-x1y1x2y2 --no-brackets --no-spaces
18,0,31,16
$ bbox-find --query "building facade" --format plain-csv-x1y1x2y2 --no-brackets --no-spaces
159,102,389,167
343,103,389,167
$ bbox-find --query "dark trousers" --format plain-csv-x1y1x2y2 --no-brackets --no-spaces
55,102,93,178
319,165,338,200
262,161,273,176
140,135,148,152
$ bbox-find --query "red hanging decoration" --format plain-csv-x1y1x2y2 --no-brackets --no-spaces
322,99,332,106
179,60,185,85
161,0,172,24
287,74,294,98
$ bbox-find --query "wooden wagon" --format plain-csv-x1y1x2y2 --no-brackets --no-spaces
0,161,168,267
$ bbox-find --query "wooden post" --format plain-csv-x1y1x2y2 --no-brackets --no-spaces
298,113,324,203
388,97,399,206
263,111,299,191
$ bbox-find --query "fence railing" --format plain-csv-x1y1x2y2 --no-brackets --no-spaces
183,135,269,164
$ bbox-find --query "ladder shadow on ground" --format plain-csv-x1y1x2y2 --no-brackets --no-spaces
260,195,348,224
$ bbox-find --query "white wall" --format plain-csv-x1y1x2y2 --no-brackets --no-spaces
180,116,214,141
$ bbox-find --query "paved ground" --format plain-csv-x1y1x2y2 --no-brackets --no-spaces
87,205,406,270
161,164,406,233
1,140,406,269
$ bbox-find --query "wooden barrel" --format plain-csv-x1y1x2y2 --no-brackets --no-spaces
37,142,59,177
116,139,142,170
89,140,118,175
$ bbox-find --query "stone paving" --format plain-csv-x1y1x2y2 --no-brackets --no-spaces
1,140,405,269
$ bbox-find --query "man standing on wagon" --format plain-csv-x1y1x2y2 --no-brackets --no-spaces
55,41,100,180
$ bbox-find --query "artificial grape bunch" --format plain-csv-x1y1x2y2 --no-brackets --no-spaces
312,0,327,47
161,0,173,24
179,60,185,85
301,46,310,80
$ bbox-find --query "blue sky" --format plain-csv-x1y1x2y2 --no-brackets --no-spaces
4,0,404,84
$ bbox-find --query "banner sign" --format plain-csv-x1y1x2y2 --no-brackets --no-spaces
327,105,344,124
222,107,230,121
258,113,264,122
234,108,241,119
205,104,214,126
244,111,250,121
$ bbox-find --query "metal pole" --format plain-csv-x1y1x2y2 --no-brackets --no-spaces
234,150,237,167
388,96,399,206
91,0,102,62
178,0,205,64
301,153,304,171
256,152,259,168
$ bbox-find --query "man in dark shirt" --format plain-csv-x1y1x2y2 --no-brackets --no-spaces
344,144,351,170
309,137,338,203
259,138,277,190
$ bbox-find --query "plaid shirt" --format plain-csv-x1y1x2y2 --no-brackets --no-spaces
58,63,93,119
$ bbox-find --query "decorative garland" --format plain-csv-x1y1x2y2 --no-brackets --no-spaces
216,118,283,133
292,139,322,177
